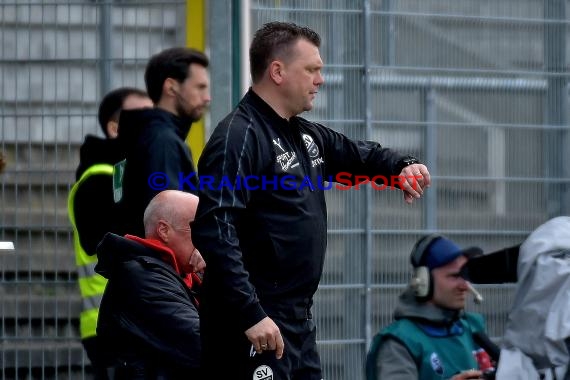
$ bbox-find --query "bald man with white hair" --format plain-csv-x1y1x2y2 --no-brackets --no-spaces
95,190,205,378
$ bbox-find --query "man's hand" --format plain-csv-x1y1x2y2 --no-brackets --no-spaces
451,369,484,379
245,316,285,359
188,249,206,273
399,163,431,204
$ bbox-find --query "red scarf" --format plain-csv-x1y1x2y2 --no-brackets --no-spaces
125,234,202,290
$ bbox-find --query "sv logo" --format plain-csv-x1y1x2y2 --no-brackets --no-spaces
253,365,274,380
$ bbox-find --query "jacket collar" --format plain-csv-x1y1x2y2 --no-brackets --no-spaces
96,232,199,288
125,234,181,274
394,287,464,328
245,89,299,130
118,107,192,143
124,235,199,288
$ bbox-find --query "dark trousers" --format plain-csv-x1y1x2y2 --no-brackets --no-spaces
82,336,110,380
202,317,323,380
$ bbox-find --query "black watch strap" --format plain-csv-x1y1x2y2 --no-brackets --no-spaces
395,155,420,174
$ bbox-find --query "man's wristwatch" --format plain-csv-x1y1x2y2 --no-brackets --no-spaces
394,155,420,174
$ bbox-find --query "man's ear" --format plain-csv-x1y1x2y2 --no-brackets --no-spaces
268,60,284,85
106,120,119,139
157,220,170,243
164,78,178,97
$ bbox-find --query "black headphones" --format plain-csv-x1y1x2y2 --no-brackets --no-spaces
409,234,444,301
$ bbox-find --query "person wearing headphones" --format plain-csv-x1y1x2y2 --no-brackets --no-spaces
366,235,496,380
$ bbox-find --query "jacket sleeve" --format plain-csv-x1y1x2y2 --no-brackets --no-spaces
191,115,267,332
314,123,407,178
120,259,201,368
376,337,418,379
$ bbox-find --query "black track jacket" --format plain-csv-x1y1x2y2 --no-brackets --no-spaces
192,89,406,332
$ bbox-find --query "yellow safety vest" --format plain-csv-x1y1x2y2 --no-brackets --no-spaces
67,164,113,339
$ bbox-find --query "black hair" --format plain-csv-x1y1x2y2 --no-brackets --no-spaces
249,21,321,83
98,87,148,137
144,47,209,104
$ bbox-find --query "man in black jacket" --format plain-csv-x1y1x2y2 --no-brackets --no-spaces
69,87,152,379
192,22,431,380
96,190,205,379
116,47,210,237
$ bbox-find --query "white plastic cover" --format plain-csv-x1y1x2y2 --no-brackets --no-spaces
496,216,570,379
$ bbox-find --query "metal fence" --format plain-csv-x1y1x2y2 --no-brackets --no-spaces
247,0,570,379
1,0,569,379
0,1,186,378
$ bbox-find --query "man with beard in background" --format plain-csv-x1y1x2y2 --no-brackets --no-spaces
115,47,211,237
